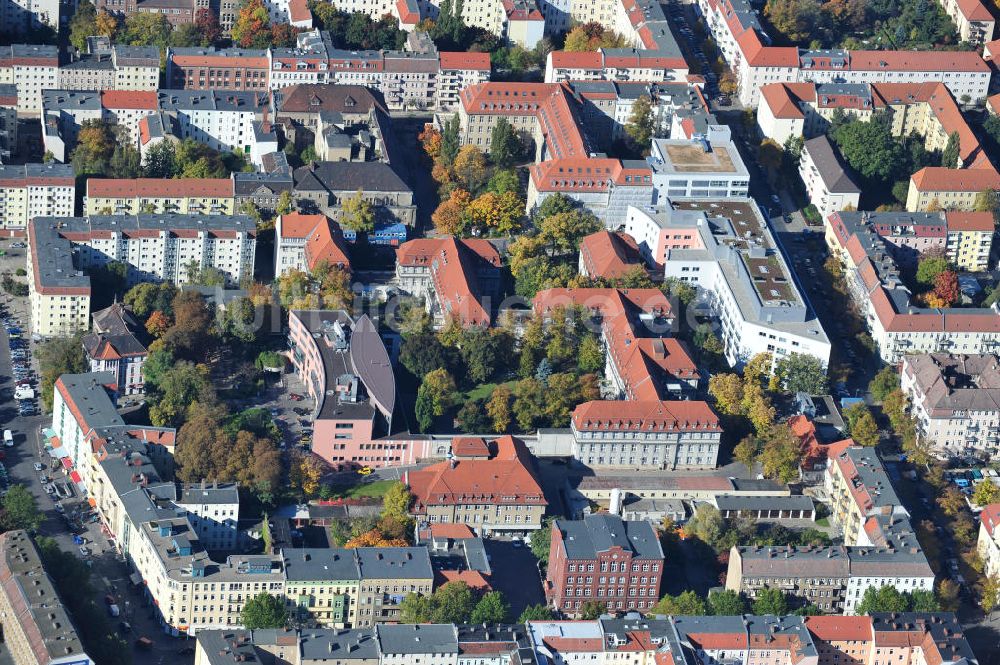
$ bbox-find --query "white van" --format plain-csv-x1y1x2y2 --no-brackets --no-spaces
3,430,12,447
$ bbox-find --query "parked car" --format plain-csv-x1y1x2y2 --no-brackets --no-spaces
78,546,90,556
289,393,303,401
136,637,154,651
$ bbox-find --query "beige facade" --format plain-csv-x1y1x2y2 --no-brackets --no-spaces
356,575,432,627
85,191,237,216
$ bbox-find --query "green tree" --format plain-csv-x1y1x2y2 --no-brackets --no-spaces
490,118,520,168
759,425,803,482
653,590,707,615
441,114,461,165
419,368,456,416
430,581,476,623
625,95,655,150
909,589,941,612
941,131,960,169
708,589,748,615
519,604,555,622
69,1,98,51
400,592,434,622
276,190,294,216
686,504,724,550
470,591,510,623
916,256,949,286
733,435,759,472
844,403,879,447
38,334,87,413
530,517,554,562
340,190,375,233
579,601,607,620
856,586,910,614
1,485,42,532
982,575,1000,613
831,113,904,186
146,360,212,427
459,328,507,383
487,168,521,195
869,366,900,402
577,335,604,374
382,482,413,521
775,353,827,394
974,480,1000,506
241,592,288,628
752,587,789,615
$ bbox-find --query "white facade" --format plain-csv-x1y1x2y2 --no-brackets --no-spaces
798,139,860,222
0,164,75,228
842,574,934,613
648,130,750,202
175,487,240,551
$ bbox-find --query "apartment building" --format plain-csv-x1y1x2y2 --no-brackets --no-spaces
757,80,1000,214
407,436,547,535
394,237,502,327
82,303,148,396
286,310,399,468
938,0,994,44
0,530,92,665
545,514,664,615
901,353,1000,457
569,399,722,469
274,213,352,277
0,0,57,38
533,288,700,400
0,44,58,115
697,0,991,107
28,214,256,335
175,483,241,551
826,210,1000,362
59,46,160,92
165,33,491,112
798,136,861,221
0,84,15,161
0,163,74,229
825,447,908,546
729,445,933,613
195,614,978,665
356,550,434,626
41,89,159,161
282,548,361,627
977,503,1000,577
84,178,236,216
630,199,831,369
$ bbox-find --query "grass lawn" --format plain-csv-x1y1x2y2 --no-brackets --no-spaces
815,517,830,527
463,380,517,403
335,480,397,499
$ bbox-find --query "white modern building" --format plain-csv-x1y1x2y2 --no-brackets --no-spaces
648,128,750,202
0,163,75,228
630,199,831,370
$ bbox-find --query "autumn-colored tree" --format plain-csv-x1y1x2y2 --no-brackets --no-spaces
742,381,776,435
486,385,513,433
708,373,744,415
145,310,171,338
452,144,488,192
743,352,773,387
231,0,271,48
974,480,1000,506
937,485,966,517
562,21,627,50
344,528,409,548
933,270,960,307
733,435,759,471
466,191,523,235
926,197,943,212
290,453,326,498
419,125,443,161
764,0,821,43
719,71,738,96
195,8,222,45
432,189,471,235
431,161,453,186
759,425,803,482
95,9,118,37
421,368,457,416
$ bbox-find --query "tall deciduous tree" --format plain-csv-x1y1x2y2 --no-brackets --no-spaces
490,118,520,168
340,190,375,233
240,593,288,629
625,95,656,150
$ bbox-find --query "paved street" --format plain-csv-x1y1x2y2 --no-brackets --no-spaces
0,240,194,665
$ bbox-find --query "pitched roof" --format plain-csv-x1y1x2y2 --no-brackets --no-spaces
275,84,385,114
87,178,233,198
439,52,491,71
571,399,720,432
302,216,351,272
579,230,644,279
910,165,1000,192
803,616,872,642
408,436,546,511
554,514,663,560
803,136,861,194
981,503,1000,538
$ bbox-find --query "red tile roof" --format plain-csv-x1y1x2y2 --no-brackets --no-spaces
396,237,501,327
439,52,491,71
954,0,993,21
910,165,1000,192
436,569,491,590
850,50,989,72
303,217,351,272
571,399,720,432
428,523,476,539
759,83,813,119
87,178,233,198
100,90,158,110
579,230,644,279
946,210,995,232
279,213,325,239
982,503,1000,538
408,436,546,512
451,437,491,458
